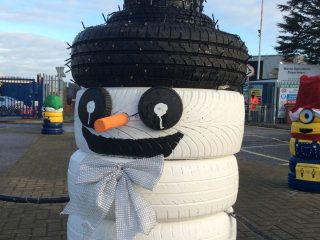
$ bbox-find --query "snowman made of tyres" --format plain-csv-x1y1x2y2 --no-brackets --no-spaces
288,75,320,192
42,95,64,135
61,0,249,239
63,86,245,240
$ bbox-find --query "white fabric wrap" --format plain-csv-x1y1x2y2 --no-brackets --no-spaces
62,154,164,240
289,108,303,121
290,108,320,121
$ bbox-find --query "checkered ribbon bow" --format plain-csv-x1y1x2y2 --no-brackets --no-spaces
62,154,164,240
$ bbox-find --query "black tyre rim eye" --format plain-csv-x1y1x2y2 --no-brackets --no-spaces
138,87,183,130
78,88,112,128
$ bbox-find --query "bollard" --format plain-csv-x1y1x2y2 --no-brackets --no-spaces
288,75,320,193
41,95,64,135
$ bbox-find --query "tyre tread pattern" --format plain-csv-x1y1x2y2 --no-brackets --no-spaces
71,21,248,89
68,211,237,240
68,150,239,221
74,88,245,159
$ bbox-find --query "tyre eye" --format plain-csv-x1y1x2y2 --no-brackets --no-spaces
78,88,112,128
138,87,183,130
299,109,314,124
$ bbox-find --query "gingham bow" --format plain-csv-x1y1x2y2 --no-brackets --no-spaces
62,154,164,240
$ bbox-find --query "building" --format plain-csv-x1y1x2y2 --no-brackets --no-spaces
248,55,284,81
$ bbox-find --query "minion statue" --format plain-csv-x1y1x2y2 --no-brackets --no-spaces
288,75,320,192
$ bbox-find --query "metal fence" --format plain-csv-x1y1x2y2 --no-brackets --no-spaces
37,74,65,101
1,74,66,119
0,77,38,117
245,105,277,124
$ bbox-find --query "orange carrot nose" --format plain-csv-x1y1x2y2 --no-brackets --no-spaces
94,113,129,133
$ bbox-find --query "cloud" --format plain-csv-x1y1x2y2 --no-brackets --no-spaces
0,32,70,79
0,0,119,28
0,0,289,80
0,0,119,79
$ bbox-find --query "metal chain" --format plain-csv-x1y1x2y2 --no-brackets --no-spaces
227,211,278,240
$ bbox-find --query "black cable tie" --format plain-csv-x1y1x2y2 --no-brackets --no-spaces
81,21,86,29
102,13,107,23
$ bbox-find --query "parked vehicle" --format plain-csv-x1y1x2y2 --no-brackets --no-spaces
0,96,26,115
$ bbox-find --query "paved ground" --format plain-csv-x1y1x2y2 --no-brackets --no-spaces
235,126,320,240
0,126,76,240
0,123,319,239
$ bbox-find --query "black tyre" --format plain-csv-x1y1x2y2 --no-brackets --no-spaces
108,6,213,27
288,171,320,193
123,0,206,13
42,128,64,135
70,1,248,90
43,122,63,129
78,88,112,128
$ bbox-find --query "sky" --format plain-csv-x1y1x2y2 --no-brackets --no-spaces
0,0,287,80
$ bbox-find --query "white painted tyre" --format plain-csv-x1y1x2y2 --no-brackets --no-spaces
68,210,237,240
68,150,239,221
74,88,244,159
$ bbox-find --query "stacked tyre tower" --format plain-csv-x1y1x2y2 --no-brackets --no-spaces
42,95,64,135
288,75,320,193
63,0,248,239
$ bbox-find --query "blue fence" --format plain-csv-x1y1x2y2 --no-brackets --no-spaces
0,77,43,118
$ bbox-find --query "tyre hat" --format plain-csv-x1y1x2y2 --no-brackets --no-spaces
70,0,248,90
290,75,320,121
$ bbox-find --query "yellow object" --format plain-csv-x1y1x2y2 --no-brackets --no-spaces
43,111,63,123
94,113,129,133
43,116,63,123
289,138,296,156
296,163,320,182
43,112,63,118
291,121,320,134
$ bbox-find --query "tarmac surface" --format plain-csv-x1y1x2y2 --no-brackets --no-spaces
0,124,39,173
0,119,320,240
235,126,320,240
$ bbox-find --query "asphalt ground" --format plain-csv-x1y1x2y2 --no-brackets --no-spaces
0,124,320,239
235,126,320,240
0,124,73,173
0,124,40,173
0,125,75,240
237,126,291,165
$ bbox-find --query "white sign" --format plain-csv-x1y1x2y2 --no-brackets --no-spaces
246,64,255,77
56,67,66,78
277,64,320,118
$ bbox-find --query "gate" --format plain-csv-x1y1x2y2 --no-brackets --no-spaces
242,80,278,124
0,77,41,118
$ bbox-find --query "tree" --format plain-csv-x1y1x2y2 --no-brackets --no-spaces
275,0,320,64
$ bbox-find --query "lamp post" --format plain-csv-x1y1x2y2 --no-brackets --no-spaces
257,0,264,80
